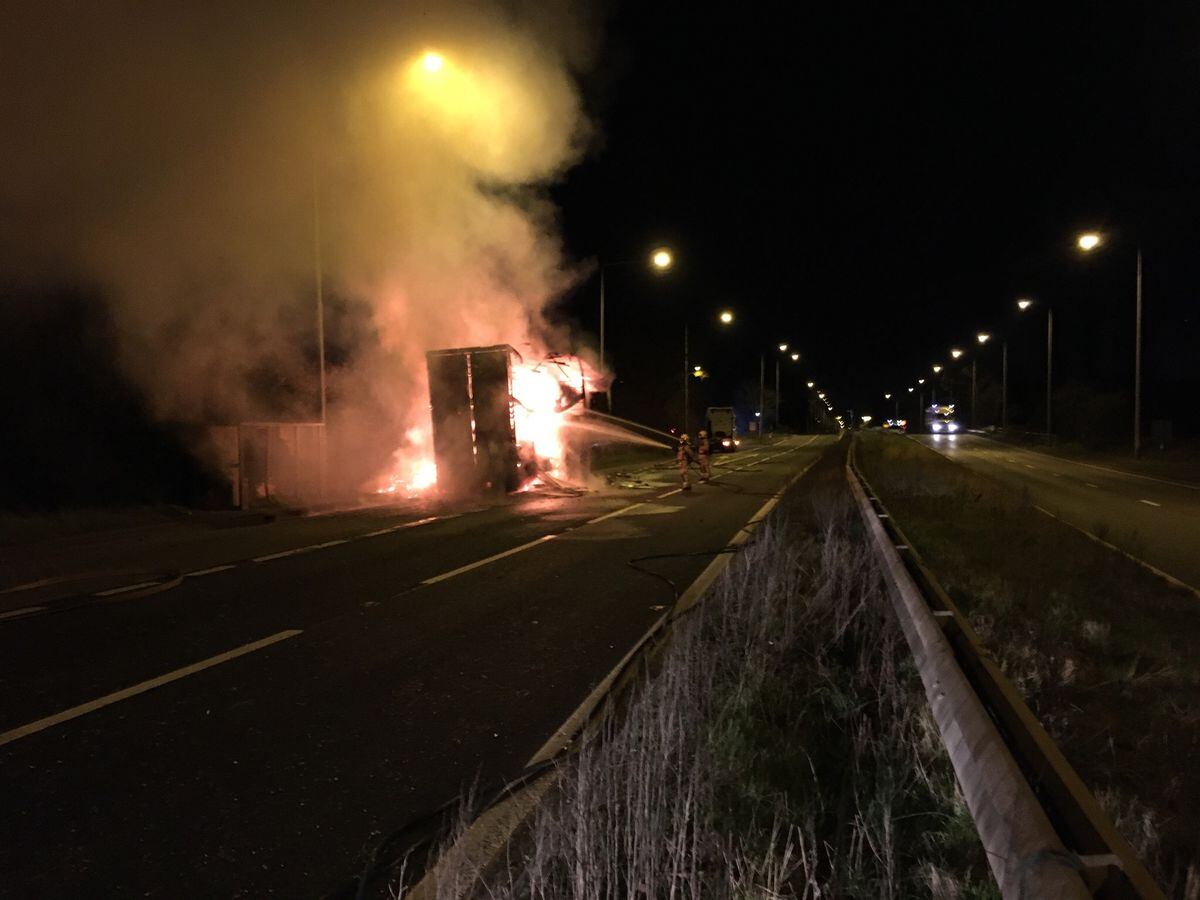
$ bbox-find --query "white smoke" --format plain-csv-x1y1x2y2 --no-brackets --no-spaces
0,1,597,492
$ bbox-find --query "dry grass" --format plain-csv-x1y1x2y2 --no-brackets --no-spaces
399,467,996,899
856,433,1200,897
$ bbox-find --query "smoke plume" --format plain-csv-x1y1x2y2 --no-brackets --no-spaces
0,1,596,493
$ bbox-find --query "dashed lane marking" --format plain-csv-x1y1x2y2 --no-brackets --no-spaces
1085,483,1098,488
1139,499,1162,508
0,606,46,621
0,629,304,747
184,564,237,578
95,581,160,597
252,539,347,563
420,535,558,586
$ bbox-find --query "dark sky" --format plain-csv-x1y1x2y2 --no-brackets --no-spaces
553,2,1200,433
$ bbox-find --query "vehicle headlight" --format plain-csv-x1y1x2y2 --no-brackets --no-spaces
733,440,740,446
931,422,943,432
947,422,959,432
722,439,731,447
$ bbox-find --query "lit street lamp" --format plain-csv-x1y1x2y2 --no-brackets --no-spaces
1076,230,1145,457
597,246,675,407
950,348,963,359
684,308,733,433
1016,297,1053,436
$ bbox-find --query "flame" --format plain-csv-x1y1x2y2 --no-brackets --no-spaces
372,353,591,497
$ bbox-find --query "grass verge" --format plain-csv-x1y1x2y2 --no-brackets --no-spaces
404,456,997,899
856,432,1200,897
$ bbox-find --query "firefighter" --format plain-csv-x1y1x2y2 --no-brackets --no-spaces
677,434,696,490
696,429,711,482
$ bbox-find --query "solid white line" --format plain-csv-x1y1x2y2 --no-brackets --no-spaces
184,564,237,578
972,434,1200,491
527,452,821,767
657,488,683,498
0,606,46,621
1033,506,1199,599
420,535,557,586
0,629,303,747
1139,499,1162,508
95,581,159,597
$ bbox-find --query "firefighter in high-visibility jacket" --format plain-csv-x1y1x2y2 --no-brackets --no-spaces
677,434,696,490
696,429,711,482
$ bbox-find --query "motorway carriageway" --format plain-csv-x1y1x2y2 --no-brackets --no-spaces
0,435,836,899
912,433,1200,595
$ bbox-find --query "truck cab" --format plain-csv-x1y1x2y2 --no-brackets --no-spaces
705,406,741,452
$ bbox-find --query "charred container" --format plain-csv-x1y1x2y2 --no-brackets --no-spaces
426,345,520,496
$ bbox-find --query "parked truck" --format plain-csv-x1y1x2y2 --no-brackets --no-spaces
705,406,741,452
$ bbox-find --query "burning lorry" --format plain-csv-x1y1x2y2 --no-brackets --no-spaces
424,345,592,496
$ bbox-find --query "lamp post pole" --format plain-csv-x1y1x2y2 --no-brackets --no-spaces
599,266,606,376
759,355,765,435
683,321,689,435
1001,340,1008,430
1046,308,1054,437
971,358,977,429
1134,247,1143,457
775,358,781,430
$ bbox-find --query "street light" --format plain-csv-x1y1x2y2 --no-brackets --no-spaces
932,364,942,374
421,51,446,73
719,310,734,324
951,348,963,359
597,246,676,402
977,332,991,344
778,343,789,352
683,306,733,433
1016,295,1053,436
1017,298,1032,311
807,381,815,388
790,352,800,361
1076,231,1145,456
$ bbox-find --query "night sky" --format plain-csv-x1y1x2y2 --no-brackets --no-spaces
553,2,1200,434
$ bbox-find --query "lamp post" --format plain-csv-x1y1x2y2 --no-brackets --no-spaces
1077,232,1144,456
686,309,733,434
597,247,674,410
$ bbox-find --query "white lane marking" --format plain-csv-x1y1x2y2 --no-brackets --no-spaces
1033,506,1199,599
1085,483,1098,488
184,564,237,578
420,535,557,586
527,451,821,767
1139,499,1162,508
972,434,1200,491
657,488,683,498
95,581,160,597
586,502,649,525
0,629,303,747
1024,464,1036,470
252,538,347,563
363,516,440,538
0,606,46,621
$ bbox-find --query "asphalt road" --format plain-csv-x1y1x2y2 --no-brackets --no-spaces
0,435,836,898
912,433,1200,593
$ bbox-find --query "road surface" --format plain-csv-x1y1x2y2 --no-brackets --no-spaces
0,435,836,898
912,433,1200,593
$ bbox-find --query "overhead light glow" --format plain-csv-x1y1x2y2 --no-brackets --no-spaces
718,310,734,324
790,352,800,361
651,248,674,270
932,365,943,373
918,378,925,384
421,51,446,73
806,381,815,388
951,348,963,359
778,343,789,352
1077,232,1102,252
977,332,991,344
884,393,891,399
1017,298,1032,310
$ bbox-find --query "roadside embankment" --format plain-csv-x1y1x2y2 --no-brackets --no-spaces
405,444,996,898
855,432,1200,895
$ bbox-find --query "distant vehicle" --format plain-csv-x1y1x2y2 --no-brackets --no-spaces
705,406,741,452
925,403,960,434
882,418,908,433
